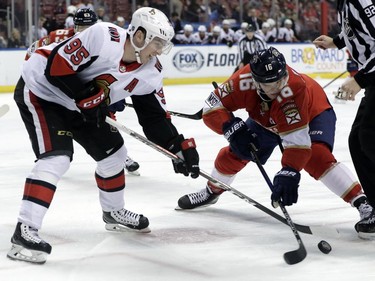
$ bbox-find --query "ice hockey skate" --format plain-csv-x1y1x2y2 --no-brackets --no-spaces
125,156,140,176
7,222,52,264
176,186,220,210
356,208,375,240
103,208,150,233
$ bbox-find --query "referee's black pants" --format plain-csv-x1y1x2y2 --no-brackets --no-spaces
349,84,375,207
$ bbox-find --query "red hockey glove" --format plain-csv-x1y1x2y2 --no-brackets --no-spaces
168,134,200,178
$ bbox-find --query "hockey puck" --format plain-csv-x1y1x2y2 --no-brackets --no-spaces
318,240,332,254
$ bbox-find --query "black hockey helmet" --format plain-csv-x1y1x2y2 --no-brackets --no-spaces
246,24,256,32
74,8,98,26
250,47,287,83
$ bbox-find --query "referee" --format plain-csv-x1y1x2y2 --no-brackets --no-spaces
235,23,268,72
313,0,375,239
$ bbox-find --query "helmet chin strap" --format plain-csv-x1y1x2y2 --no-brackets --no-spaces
134,50,142,64
130,35,146,64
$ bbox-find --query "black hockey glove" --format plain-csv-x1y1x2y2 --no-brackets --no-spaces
168,134,200,178
271,167,301,207
76,84,109,128
222,117,259,161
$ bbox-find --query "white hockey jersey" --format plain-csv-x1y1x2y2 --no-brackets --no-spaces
22,22,166,112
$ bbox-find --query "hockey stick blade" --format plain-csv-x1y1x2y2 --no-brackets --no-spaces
281,204,307,264
105,117,338,239
0,104,10,118
125,102,202,120
250,148,307,264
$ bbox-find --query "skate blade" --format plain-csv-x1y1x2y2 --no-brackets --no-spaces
174,204,213,211
105,223,151,233
7,243,48,264
358,231,375,240
126,170,140,176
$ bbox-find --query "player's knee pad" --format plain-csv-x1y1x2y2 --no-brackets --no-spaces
29,155,70,185
214,146,249,175
304,142,336,180
96,144,127,177
320,162,362,202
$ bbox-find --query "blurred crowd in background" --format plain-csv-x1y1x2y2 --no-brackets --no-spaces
0,0,339,49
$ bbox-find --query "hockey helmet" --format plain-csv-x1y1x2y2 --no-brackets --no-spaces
246,24,256,32
67,5,77,15
284,19,293,26
128,7,175,57
250,47,288,101
241,22,249,29
213,26,221,33
74,8,98,26
184,24,194,32
198,25,207,32
250,47,287,83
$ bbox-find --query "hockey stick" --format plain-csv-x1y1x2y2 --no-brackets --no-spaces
249,148,306,265
124,81,219,120
124,102,203,120
0,104,9,118
322,70,347,89
105,117,336,237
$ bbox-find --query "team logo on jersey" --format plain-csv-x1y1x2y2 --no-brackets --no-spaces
281,102,301,125
172,49,204,73
218,81,233,99
108,27,120,42
94,73,118,103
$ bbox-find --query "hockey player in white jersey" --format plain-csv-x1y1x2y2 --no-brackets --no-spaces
8,7,200,264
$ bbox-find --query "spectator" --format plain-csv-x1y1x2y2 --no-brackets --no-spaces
77,0,94,10
170,12,183,34
7,28,25,48
171,0,183,17
96,7,110,22
244,8,263,31
0,33,7,48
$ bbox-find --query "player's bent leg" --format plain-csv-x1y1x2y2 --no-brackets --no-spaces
305,143,374,238
96,145,150,233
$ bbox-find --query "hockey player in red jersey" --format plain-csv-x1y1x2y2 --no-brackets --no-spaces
177,47,372,239
25,8,97,61
8,7,199,264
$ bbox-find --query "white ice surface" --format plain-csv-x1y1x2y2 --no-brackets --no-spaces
0,79,375,281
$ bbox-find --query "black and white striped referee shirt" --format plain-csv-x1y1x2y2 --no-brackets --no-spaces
237,33,268,64
333,0,375,87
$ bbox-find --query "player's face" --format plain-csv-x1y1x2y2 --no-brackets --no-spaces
140,37,172,63
246,31,255,39
254,74,288,100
